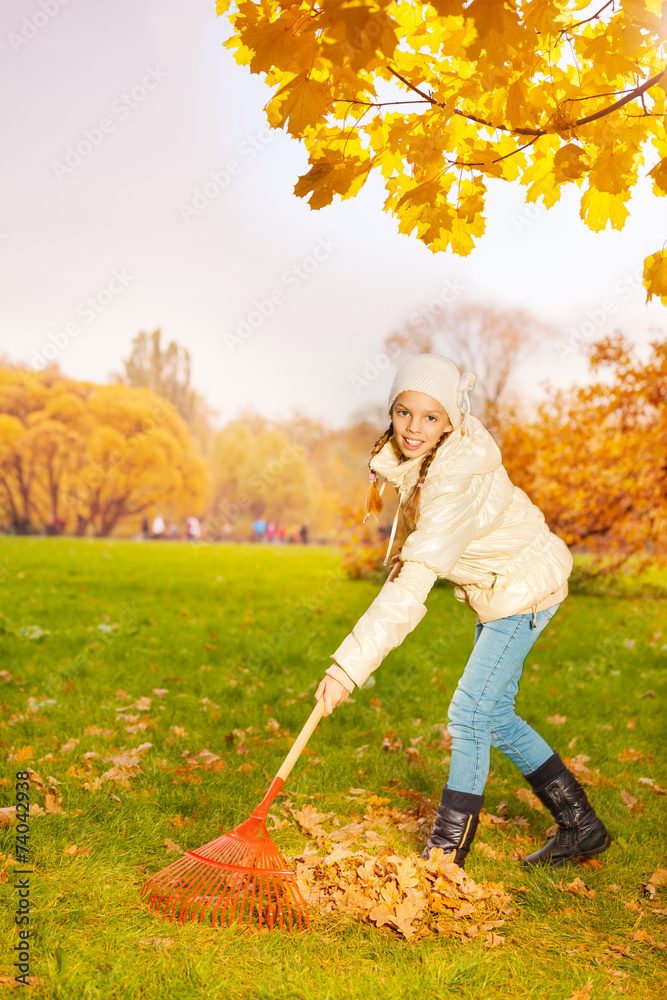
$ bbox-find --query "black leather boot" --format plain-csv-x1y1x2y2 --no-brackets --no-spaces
421,787,483,868
522,752,611,868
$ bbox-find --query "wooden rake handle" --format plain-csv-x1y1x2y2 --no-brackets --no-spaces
275,697,325,784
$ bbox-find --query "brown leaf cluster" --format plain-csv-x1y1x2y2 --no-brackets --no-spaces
293,846,511,942
562,755,607,787
82,742,153,791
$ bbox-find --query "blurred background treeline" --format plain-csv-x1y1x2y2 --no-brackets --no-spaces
0,313,665,578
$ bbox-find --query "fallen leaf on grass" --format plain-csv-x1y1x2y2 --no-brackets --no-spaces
135,697,152,711
381,732,403,752
484,931,505,947
164,838,182,854
623,899,642,914
638,777,667,794
0,670,12,683
0,807,16,828
559,877,595,899
620,790,642,813
266,815,290,831
617,748,644,763
629,929,655,945
8,745,34,765
564,982,593,1000
547,714,567,724
563,755,606,787
642,869,667,901
168,815,193,831
60,738,80,754
291,804,334,839
170,726,187,738
44,792,64,814
478,809,508,828
152,689,168,699
475,842,505,860
139,938,174,951
405,747,421,763
577,857,603,871
514,788,543,811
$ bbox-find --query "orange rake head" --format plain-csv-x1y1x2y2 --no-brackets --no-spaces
141,777,310,933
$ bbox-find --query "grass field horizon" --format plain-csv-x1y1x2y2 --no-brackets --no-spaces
1,536,665,999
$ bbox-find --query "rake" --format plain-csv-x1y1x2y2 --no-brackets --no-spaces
141,698,325,933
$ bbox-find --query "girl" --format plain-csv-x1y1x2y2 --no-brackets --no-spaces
315,354,610,869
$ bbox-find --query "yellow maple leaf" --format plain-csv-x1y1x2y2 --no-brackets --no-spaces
270,73,332,137
590,145,636,194
643,249,667,305
648,157,667,195
579,187,630,232
553,143,592,183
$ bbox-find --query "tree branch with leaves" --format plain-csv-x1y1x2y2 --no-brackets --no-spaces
217,0,667,302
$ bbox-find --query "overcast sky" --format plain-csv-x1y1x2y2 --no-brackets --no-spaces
2,0,665,429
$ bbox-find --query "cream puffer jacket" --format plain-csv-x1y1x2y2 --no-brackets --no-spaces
326,413,573,693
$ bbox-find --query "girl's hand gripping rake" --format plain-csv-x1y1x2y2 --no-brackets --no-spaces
141,698,325,933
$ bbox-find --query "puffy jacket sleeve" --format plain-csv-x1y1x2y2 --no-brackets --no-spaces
325,476,479,691
325,571,431,691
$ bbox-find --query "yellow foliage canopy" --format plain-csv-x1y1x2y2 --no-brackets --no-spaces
218,0,667,302
0,369,206,536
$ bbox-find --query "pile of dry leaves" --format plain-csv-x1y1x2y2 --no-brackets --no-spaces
293,846,512,943
284,792,513,942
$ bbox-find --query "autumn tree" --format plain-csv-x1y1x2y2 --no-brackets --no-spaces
500,332,667,571
0,368,207,537
115,329,216,453
385,301,556,433
208,419,314,534
0,370,90,533
218,0,667,303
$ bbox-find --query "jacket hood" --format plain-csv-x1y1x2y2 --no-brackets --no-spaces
370,414,502,490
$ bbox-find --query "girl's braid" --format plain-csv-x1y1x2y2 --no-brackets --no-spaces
363,423,393,521
402,428,451,527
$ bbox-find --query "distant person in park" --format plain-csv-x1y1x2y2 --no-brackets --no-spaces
315,354,610,871
266,522,276,543
142,517,150,540
252,519,267,543
299,521,309,544
151,514,165,539
278,524,286,543
186,516,201,542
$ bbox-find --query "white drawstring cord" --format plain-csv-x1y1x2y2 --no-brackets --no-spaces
383,505,401,566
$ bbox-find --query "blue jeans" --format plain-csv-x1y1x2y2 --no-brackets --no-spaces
446,605,561,795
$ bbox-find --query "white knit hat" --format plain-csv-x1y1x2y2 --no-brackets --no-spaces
387,354,476,429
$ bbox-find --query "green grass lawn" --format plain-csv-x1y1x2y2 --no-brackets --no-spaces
0,537,666,1000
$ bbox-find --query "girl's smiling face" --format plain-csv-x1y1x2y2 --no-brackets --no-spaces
391,391,453,459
